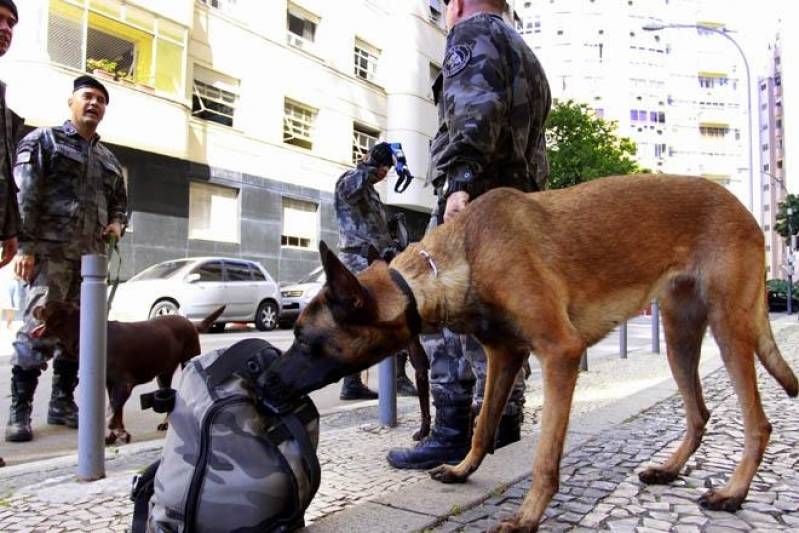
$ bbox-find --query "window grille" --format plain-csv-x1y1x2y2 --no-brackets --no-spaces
352,126,379,165
354,40,379,82
284,100,316,150
193,80,237,127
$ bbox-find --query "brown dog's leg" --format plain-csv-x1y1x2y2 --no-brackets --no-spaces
430,342,524,483
640,285,710,485
408,337,431,441
699,310,771,511
106,382,134,445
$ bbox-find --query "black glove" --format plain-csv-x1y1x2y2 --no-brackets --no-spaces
367,142,394,168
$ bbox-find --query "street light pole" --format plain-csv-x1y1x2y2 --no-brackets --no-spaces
788,207,795,315
642,22,754,212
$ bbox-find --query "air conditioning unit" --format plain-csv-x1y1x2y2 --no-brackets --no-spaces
287,32,306,49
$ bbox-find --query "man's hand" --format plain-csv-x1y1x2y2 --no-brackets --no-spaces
443,191,470,223
102,222,123,241
0,237,17,269
15,254,35,282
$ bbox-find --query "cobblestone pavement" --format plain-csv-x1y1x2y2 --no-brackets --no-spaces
431,325,799,532
0,319,795,532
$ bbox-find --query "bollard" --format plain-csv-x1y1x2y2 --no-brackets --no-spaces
378,355,397,426
579,350,588,372
620,321,628,359
651,301,660,354
77,254,108,481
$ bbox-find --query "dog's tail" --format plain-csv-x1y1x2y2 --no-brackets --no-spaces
755,291,798,397
196,305,226,334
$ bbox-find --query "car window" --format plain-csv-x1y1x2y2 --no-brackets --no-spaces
131,260,192,281
252,264,267,281
299,266,324,284
225,261,253,282
194,261,223,282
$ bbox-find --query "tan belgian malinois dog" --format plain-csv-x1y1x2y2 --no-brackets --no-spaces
263,174,798,532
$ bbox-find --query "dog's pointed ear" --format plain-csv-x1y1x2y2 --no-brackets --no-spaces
319,240,375,321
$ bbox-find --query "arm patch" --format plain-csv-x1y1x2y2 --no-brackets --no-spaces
443,45,472,78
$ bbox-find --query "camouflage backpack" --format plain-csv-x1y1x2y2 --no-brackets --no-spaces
130,338,321,533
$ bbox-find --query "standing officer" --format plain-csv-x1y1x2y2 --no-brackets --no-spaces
335,141,418,400
5,75,127,442
387,0,551,469
0,0,22,466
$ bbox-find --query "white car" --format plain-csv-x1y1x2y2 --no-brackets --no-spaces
279,266,325,328
109,257,281,331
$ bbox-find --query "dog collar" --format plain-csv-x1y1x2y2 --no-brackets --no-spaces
389,268,423,336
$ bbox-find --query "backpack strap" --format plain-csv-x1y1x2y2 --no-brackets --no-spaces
280,409,322,504
205,338,275,388
130,460,160,533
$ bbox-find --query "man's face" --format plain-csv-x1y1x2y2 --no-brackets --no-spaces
375,165,390,182
0,6,17,57
68,87,107,130
444,0,457,31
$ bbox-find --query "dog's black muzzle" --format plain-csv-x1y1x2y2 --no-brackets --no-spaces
260,343,357,402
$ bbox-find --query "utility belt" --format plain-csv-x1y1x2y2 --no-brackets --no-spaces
340,244,378,258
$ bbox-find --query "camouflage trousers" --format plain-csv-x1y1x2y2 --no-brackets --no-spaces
11,256,82,370
422,208,526,415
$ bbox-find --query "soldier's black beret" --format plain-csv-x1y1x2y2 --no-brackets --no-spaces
73,75,110,104
368,142,394,168
0,0,18,21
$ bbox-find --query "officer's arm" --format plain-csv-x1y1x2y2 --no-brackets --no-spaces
108,158,128,232
14,133,46,256
439,33,509,196
338,167,374,202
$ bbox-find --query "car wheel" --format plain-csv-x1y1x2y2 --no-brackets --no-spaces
209,322,226,333
255,301,278,331
149,300,178,319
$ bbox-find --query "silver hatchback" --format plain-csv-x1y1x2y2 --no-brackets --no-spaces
109,257,282,331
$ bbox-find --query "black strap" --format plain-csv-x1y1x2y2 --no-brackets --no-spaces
205,338,273,388
130,460,160,533
140,389,176,414
281,410,322,505
388,268,423,336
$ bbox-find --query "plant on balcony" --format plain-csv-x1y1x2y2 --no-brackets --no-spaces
86,58,119,80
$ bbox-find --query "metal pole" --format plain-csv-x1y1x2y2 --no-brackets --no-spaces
378,355,397,426
77,254,108,481
651,301,660,354
580,350,588,372
620,321,628,359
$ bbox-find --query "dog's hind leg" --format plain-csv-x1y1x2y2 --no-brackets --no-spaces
640,279,709,485
430,342,524,484
699,302,771,511
106,382,134,445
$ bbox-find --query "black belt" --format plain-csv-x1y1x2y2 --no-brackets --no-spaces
341,244,374,258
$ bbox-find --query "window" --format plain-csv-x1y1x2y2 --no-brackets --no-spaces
354,39,379,82
282,198,318,250
352,124,379,165
225,261,252,282
47,0,187,95
429,62,442,99
429,0,445,28
188,182,240,243
287,3,317,49
699,126,729,138
194,261,223,282
252,266,267,281
198,0,238,15
630,109,638,121
654,143,667,158
283,99,316,150
192,67,238,127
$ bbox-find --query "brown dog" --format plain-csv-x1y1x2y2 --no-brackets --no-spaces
33,302,225,444
263,174,799,532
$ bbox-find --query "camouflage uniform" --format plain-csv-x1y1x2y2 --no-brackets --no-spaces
12,120,127,369
388,12,550,469
0,81,23,243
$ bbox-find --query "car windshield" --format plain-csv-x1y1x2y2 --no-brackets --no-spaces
298,266,325,284
130,260,192,281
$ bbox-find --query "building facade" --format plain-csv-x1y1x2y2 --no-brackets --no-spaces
4,0,448,281
512,0,751,206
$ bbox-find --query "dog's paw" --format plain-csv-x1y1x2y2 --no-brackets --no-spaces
120,430,132,444
412,425,430,442
698,489,744,512
105,432,117,446
157,422,168,431
488,517,537,533
429,464,468,484
638,467,678,485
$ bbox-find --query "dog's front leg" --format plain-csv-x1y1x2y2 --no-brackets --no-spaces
430,342,523,483
408,337,431,441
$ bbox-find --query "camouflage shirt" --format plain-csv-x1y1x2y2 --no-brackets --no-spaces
428,13,551,199
0,81,24,241
15,120,128,259
334,163,394,255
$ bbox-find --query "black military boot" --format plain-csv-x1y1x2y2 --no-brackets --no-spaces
48,359,79,428
5,367,40,442
494,411,523,449
386,401,471,469
339,373,378,400
395,352,418,397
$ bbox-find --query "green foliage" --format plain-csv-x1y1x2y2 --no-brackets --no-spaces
545,100,643,190
86,58,118,75
774,194,799,245
767,278,799,296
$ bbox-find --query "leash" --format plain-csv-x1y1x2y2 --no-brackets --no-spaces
106,234,122,316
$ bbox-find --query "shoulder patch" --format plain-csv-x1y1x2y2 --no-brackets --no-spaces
443,45,472,78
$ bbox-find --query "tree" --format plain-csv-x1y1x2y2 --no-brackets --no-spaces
774,194,799,245
545,100,642,190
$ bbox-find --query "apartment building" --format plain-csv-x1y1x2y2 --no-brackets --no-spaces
3,0,447,281
512,0,751,207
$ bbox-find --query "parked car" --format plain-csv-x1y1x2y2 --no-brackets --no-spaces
279,266,325,328
109,257,281,331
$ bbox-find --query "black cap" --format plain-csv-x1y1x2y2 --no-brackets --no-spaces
73,75,110,104
0,1,17,21
367,142,394,168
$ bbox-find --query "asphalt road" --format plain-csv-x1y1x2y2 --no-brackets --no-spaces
0,315,663,467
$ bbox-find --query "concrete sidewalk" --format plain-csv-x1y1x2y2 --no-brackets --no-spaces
0,316,797,532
